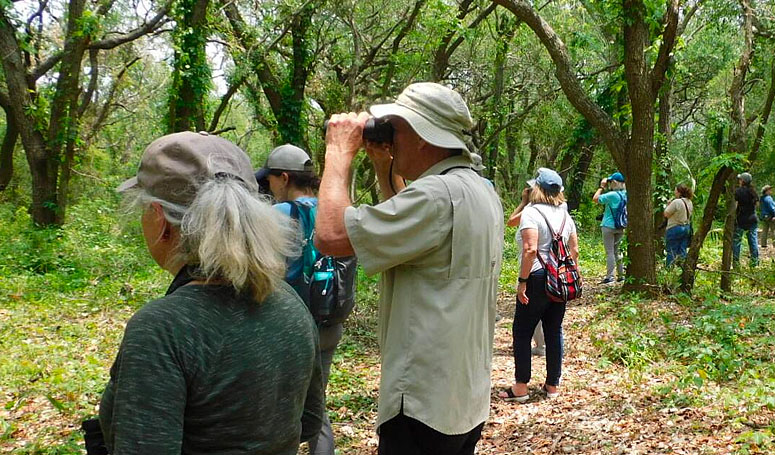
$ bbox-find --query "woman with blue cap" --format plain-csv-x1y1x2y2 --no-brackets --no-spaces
593,172,627,284
500,168,579,402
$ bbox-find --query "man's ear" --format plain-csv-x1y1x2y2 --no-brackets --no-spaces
281,172,290,185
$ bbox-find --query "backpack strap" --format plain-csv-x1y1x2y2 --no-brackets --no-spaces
288,200,317,277
680,198,692,220
531,206,568,268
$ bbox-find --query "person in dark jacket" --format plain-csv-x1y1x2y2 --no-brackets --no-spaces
101,132,323,455
733,172,759,266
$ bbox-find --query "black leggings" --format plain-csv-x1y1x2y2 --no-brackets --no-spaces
512,270,566,386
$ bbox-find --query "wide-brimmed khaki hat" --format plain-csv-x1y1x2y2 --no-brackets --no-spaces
369,82,474,152
117,131,258,206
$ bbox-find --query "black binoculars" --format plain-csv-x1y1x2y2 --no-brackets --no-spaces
323,117,394,144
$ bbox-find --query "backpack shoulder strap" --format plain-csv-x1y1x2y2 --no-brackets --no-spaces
288,201,315,246
681,198,692,219
533,205,566,239
532,206,555,237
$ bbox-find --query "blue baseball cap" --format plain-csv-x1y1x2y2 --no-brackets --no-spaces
527,167,564,194
608,171,625,182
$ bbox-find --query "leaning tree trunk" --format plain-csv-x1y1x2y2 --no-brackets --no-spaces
0,114,18,191
681,166,734,291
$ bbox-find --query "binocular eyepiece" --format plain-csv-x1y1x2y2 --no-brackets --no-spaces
323,117,394,144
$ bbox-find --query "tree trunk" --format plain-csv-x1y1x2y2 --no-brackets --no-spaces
0,114,18,191
621,0,658,289
277,3,314,147
0,12,57,224
654,77,673,254
681,0,753,292
681,166,733,291
486,15,511,181
168,0,210,133
720,175,736,291
565,145,595,212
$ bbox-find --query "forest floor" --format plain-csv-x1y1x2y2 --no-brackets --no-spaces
2,244,774,454
329,255,775,455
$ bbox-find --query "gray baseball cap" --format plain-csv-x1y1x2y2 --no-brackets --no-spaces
737,172,752,184
255,144,314,182
116,131,258,206
369,82,474,152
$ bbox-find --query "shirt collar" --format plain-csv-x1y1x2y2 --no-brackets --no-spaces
418,155,473,180
166,265,198,295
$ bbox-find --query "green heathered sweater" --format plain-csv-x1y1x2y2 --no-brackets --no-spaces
99,278,323,454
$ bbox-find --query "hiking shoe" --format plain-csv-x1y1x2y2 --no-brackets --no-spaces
531,346,546,357
617,276,625,282
599,277,615,284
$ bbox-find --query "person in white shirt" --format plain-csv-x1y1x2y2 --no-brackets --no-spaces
500,168,579,402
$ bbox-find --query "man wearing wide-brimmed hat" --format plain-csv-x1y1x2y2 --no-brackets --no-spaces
315,82,504,454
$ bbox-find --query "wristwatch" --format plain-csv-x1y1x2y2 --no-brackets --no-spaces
518,276,529,283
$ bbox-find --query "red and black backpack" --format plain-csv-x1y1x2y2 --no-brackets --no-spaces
533,207,582,303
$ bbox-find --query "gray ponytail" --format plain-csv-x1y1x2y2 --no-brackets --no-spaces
125,178,298,302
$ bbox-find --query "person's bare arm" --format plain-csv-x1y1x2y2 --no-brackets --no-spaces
663,199,675,218
516,228,538,305
315,112,370,257
507,188,531,227
364,141,405,200
568,232,580,266
593,178,607,203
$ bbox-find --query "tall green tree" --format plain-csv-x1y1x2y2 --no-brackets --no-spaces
493,0,685,290
0,0,170,225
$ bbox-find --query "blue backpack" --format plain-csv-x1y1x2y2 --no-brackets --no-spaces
288,201,357,327
609,192,628,229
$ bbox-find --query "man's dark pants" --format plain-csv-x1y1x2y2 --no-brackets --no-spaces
378,412,484,455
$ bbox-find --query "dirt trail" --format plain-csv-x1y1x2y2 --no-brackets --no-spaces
478,285,739,455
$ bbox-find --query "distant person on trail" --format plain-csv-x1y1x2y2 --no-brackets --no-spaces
734,172,759,266
759,185,775,248
100,132,323,454
663,183,694,266
315,82,504,455
499,168,579,403
593,171,627,284
255,144,356,455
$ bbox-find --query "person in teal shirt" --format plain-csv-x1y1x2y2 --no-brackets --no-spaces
256,144,345,455
593,172,627,284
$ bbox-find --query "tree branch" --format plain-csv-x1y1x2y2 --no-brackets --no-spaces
208,77,244,132
78,49,99,116
492,0,626,161
30,0,171,81
90,1,172,49
651,0,679,95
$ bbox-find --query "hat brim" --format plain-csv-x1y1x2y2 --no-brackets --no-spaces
116,176,138,193
527,178,536,187
370,103,469,152
255,167,270,183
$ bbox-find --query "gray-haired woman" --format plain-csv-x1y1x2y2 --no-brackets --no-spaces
100,132,323,454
